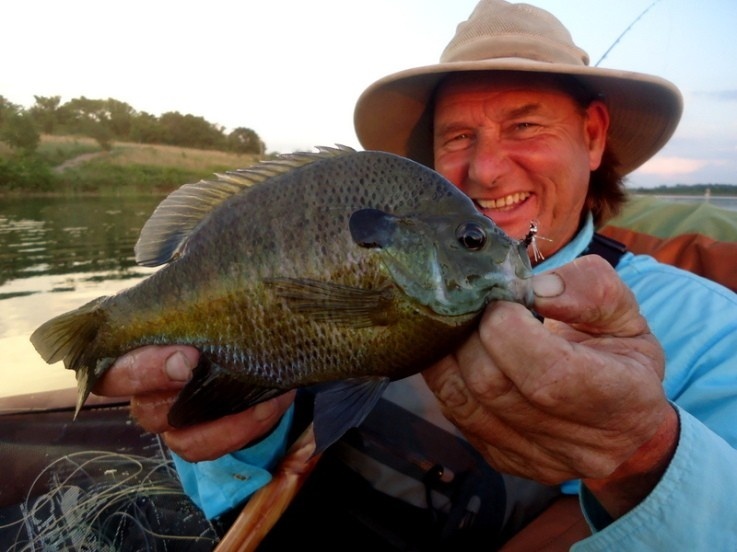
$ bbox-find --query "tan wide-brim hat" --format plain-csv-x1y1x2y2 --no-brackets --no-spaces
354,0,683,175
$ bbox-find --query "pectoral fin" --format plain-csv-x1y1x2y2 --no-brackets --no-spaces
311,377,390,455
266,278,396,327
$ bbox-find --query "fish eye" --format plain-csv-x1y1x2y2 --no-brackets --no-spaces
456,222,487,251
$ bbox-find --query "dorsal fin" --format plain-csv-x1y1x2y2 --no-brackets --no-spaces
134,145,355,267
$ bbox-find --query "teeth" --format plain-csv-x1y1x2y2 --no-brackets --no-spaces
477,192,530,210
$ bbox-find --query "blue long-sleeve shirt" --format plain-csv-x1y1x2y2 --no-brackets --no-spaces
174,216,737,548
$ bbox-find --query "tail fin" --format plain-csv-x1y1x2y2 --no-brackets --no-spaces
29,296,108,417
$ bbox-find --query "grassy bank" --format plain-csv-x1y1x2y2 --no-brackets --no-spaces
1,135,262,195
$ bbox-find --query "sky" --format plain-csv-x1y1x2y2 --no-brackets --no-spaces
2,0,736,189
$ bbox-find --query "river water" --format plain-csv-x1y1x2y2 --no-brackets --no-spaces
0,196,162,398
1,194,736,399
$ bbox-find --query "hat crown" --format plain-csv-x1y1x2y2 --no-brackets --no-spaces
441,0,590,67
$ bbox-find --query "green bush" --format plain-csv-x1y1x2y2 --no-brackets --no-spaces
0,112,40,154
54,161,207,194
0,156,55,191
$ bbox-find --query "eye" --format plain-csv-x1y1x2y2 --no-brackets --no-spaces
439,132,475,152
456,222,487,251
450,132,472,142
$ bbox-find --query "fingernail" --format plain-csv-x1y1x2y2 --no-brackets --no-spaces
533,273,564,298
165,352,192,382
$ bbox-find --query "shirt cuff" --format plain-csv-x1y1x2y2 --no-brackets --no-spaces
171,405,294,519
572,403,737,550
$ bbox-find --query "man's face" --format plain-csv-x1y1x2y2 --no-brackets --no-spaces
433,72,609,261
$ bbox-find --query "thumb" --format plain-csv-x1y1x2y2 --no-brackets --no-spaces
531,255,647,337
94,345,200,396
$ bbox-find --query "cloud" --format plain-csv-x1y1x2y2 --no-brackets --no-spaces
694,90,737,101
638,156,712,177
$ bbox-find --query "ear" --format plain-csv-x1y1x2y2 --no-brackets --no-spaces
584,100,610,170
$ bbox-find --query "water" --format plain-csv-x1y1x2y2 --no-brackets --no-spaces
0,196,162,398
1,194,736,400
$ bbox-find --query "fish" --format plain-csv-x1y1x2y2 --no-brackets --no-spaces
30,145,533,454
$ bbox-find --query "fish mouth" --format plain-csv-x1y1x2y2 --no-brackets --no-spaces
492,252,535,308
475,192,531,212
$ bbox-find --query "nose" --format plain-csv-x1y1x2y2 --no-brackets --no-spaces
467,135,510,189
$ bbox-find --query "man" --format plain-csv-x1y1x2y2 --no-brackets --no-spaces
95,1,737,549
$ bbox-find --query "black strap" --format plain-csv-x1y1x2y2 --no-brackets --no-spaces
583,232,627,268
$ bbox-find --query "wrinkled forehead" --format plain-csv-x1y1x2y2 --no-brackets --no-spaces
435,70,597,107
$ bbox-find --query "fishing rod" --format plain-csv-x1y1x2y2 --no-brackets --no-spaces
595,0,664,66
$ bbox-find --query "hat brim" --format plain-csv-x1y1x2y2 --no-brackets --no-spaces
354,58,683,176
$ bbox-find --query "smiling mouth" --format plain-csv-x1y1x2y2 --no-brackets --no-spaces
476,192,531,211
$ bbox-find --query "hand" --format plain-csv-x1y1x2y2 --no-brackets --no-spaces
423,255,678,518
93,345,295,462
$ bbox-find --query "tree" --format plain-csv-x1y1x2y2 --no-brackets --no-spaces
0,111,41,154
57,96,136,148
227,127,265,154
64,96,109,127
0,95,16,126
0,96,23,130
158,111,226,149
29,95,62,134
130,111,164,144
104,98,136,140
3,93,268,155
89,122,113,151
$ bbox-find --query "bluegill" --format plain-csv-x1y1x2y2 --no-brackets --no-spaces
30,146,533,453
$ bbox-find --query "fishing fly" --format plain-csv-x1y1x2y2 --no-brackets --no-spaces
522,221,551,262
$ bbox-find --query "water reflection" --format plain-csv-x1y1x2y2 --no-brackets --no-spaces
0,196,163,398
0,196,162,285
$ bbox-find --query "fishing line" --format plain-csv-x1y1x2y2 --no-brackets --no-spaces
1,448,218,551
